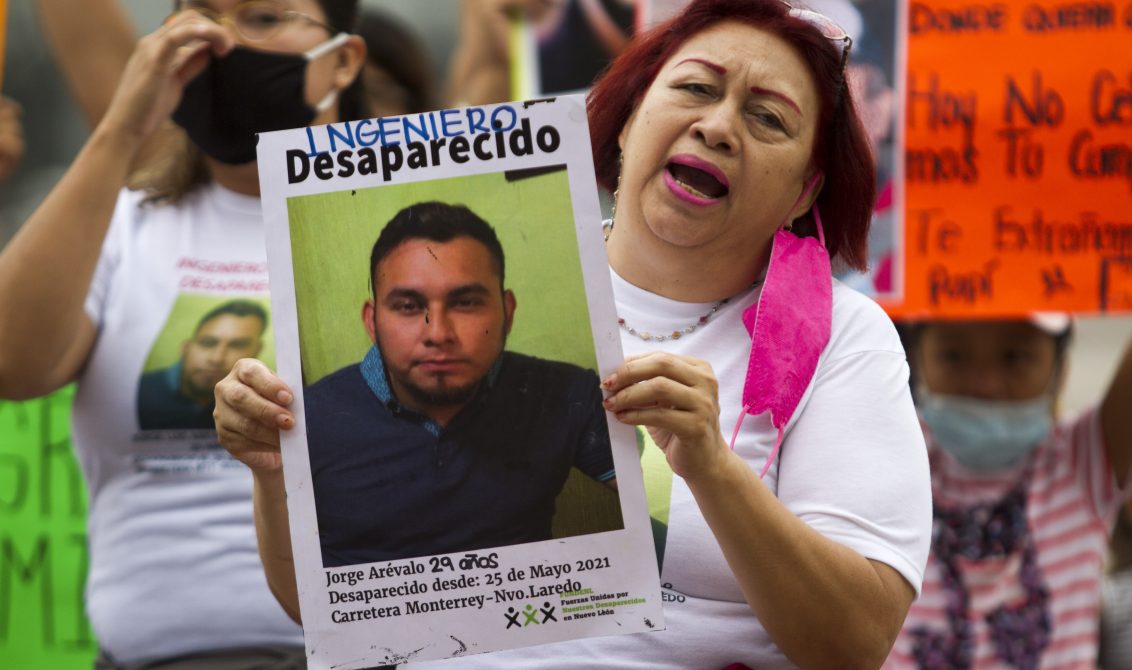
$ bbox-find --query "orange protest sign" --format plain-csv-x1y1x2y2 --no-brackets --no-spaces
881,1,1132,318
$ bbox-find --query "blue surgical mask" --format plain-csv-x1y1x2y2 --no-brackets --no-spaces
917,388,1053,471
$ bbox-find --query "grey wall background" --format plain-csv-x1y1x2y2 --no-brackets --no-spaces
370,0,460,77
1,0,1128,414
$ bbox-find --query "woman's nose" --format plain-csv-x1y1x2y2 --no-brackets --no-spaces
691,103,738,153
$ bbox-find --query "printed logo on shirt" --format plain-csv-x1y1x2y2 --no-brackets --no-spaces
133,294,273,471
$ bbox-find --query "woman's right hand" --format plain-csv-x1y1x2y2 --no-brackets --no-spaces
97,10,234,148
215,358,303,623
214,358,296,473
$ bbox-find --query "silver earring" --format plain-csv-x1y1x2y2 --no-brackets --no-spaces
606,156,623,242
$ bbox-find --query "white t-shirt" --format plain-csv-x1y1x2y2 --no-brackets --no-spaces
72,184,302,663
419,269,932,669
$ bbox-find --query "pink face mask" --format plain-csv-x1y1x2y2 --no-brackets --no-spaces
732,174,832,478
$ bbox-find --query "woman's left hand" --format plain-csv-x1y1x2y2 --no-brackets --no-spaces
602,352,730,481
96,10,233,149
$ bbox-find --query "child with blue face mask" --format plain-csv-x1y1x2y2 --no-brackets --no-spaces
914,316,1070,472
885,315,1132,669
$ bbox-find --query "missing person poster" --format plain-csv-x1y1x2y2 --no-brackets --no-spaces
256,96,663,668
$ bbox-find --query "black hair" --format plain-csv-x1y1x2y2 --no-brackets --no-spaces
313,0,357,34
369,202,505,297
194,299,269,335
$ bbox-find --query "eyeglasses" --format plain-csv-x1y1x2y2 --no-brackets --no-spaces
784,3,852,68
175,1,333,41
782,2,853,102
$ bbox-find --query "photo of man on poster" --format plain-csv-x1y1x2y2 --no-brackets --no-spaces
137,299,268,431
304,201,618,567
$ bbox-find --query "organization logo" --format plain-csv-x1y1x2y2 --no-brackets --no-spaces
504,602,557,629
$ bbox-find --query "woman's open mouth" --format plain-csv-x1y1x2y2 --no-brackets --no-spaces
664,156,730,205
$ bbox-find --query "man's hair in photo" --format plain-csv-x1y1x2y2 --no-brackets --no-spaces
369,202,506,296
194,299,269,335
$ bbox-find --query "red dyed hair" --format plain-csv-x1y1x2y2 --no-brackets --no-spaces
586,0,876,271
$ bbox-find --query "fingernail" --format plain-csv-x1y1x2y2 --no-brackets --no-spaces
277,414,293,429
603,397,614,409
278,390,293,405
601,374,616,389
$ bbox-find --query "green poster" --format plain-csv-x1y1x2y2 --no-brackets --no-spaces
0,387,95,668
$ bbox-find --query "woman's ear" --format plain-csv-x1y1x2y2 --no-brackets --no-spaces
335,35,367,90
618,106,639,152
787,170,824,222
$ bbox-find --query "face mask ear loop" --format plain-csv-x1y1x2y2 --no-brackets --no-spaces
728,406,749,452
305,33,351,114
305,32,351,61
728,405,783,480
790,172,827,245
812,202,827,249
760,426,785,479
313,88,339,113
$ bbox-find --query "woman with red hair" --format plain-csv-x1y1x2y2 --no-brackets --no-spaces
217,0,931,667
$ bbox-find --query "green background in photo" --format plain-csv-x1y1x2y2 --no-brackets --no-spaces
141,294,276,373
289,168,595,383
288,167,621,538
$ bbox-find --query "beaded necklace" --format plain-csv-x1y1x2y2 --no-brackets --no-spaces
603,220,762,341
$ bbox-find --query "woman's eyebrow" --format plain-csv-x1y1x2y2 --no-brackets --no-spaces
674,57,727,74
750,86,801,115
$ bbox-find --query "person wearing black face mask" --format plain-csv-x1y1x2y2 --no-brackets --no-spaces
171,28,354,165
0,1,368,667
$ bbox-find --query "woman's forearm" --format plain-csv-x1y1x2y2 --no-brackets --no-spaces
254,469,302,624
687,450,913,670
0,124,137,398
35,0,137,129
